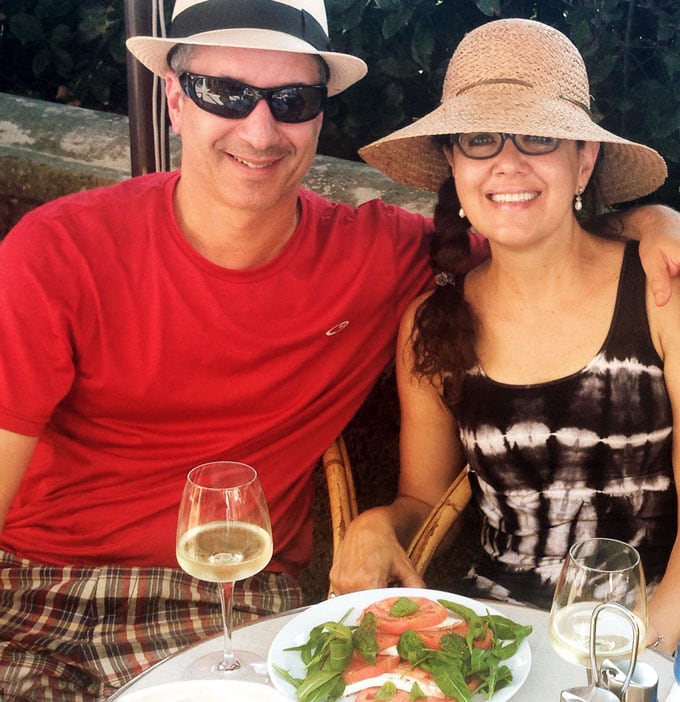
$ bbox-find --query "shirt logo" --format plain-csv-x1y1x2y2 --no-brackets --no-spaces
325,321,350,336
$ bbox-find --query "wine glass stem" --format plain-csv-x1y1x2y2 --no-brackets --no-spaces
217,581,239,672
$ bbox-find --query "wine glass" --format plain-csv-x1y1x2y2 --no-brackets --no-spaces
549,538,647,675
176,460,273,680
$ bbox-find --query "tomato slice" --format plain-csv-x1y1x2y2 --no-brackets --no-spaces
472,624,494,650
417,623,468,650
362,597,449,635
375,631,401,652
342,652,401,684
417,620,494,650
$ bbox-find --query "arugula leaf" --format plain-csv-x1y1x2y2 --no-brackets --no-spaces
432,661,473,702
438,599,479,624
294,669,345,702
281,611,356,702
474,654,513,698
439,631,469,658
278,597,532,702
487,613,533,641
487,613,533,659
272,662,303,689
437,599,485,653
328,636,354,672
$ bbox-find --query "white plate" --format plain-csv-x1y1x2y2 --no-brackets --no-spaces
117,679,291,701
267,587,532,702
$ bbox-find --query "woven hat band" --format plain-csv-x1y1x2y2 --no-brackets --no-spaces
170,0,332,51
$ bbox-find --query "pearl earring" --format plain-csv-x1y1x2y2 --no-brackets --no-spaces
459,207,466,219
574,187,584,212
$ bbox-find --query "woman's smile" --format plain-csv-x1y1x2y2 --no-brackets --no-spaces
488,191,539,204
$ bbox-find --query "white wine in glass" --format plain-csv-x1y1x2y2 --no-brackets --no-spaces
176,461,273,680
549,537,647,670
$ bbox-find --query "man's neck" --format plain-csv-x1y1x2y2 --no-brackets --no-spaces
174,185,301,270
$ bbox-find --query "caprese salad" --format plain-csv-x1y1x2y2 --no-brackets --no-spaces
274,595,532,702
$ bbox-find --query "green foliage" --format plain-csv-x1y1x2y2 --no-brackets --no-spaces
1,0,678,205
0,0,127,108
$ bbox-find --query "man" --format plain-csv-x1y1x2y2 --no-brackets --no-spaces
0,0,678,698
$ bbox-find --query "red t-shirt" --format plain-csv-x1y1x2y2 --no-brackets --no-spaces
0,171,487,575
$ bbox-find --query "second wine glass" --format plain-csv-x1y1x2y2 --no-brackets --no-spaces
176,460,273,681
548,537,647,672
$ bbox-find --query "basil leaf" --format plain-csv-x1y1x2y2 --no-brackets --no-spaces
397,629,429,665
375,680,398,699
390,596,419,617
353,611,379,664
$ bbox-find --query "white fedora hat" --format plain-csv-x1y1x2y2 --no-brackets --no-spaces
126,0,367,96
359,19,666,205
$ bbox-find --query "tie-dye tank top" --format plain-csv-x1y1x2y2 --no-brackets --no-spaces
456,241,675,608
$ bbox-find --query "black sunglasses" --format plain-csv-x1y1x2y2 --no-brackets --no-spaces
179,72,327,124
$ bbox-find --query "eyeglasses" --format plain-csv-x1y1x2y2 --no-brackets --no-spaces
451,133,561,159
179,72,327,124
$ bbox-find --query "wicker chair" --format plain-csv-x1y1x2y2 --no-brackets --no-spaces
322,433,472,595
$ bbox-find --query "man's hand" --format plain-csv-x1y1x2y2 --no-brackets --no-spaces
640,244,680,307
622,205,680,306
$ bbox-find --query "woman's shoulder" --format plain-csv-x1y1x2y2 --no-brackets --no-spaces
400,291,433,328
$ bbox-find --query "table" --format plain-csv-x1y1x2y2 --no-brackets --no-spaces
110,601,675,700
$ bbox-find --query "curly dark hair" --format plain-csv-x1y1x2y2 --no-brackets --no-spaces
410,140,621,409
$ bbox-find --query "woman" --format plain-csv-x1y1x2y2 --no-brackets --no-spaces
329,18,680,655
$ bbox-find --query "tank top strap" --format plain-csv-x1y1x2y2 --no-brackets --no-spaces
603,240,660,365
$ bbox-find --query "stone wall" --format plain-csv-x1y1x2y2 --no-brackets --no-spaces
0,92,436,235
0,92,478,603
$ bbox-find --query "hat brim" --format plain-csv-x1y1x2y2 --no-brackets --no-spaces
126,30,367,96
359,89,667,205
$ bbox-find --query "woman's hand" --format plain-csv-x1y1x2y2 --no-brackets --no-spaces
328,505,426,595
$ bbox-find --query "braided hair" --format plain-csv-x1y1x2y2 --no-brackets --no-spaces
410,177,478,408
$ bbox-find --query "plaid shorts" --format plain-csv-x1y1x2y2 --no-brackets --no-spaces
0,549,302,701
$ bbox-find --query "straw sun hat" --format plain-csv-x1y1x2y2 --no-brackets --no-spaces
359,18,666,205
126,0,367,96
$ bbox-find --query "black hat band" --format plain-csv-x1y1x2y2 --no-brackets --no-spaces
170,0,332,51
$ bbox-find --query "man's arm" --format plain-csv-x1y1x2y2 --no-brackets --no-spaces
618,205,680,306
645,276,680,654
0,429,37,532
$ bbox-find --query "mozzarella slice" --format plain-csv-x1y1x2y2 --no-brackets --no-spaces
424,614,465,629
343,672,446,698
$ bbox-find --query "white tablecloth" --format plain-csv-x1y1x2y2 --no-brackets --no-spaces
110,601,674,700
